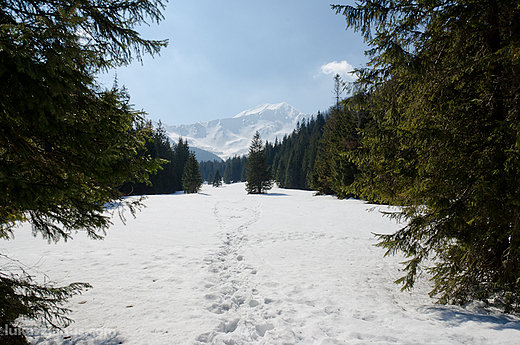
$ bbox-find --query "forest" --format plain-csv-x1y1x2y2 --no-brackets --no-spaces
198,112,326,191
1,0,519,343
103,0,520,315
196,102,361,199
206,0,520,313
142,111,330,194
119,123,202,195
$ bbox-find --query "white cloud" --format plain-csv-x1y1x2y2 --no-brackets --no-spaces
319,60,357,81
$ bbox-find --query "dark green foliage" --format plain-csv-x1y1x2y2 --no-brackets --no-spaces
0,0,167,242
0,81,159,242
199,156,247,184
0,266,90,335
230,156,244,183
146,124,177,194
245,132,273,194
198,114,325,193
120,123,174,195
311,98,367,198
334,0,520,311
0,0,167,338
182,152,203,194
199,117,325,192
200,160,222,182
213,169,223,187
174,138,191,191
121,135,195,195
198,114,326,192
223,164,232,184
268,114,326,190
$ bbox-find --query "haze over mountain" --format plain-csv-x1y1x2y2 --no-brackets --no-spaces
158,103,310,161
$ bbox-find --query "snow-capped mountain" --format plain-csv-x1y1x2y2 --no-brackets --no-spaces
160,103,310,160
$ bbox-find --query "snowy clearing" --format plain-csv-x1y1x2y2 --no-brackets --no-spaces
3,183,520,345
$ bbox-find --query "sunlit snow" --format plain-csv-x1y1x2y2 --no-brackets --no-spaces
158,103,309,160
4,183,520,344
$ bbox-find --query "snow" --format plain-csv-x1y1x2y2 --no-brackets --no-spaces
159,103,309,160
3,183,520,345
232,103,300,119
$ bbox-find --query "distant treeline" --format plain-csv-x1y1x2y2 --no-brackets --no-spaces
120,123,197,195
200,112,335,192
126,103,366,198
200,156,248,184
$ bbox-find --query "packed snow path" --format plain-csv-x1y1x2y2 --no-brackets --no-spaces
3,183,520,344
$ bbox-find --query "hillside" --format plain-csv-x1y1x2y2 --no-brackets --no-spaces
159,103,310,160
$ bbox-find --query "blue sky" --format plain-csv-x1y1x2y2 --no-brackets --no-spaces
99,0,368,125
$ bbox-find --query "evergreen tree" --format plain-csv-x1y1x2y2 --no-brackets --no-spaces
230,156,241,183
245,132,273,194
213,169,223,187
275,159,287,188
333,74,344,108
173,138,190,191
182,152,203,194
198,157,248,185
207,171,214,184
311,100,363,198
0,0,167,339
268,114,325,191
198,115,325,192
120,125,201,195
149,122,176,194
223,163,232,184
199,159,226,183
334,0,520,311
120,122,176,195
240,156,248,182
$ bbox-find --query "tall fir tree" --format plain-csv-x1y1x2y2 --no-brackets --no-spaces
207,171,215,184
240,157,248,182
334,0,520,311
173,138,190,191
245,132,273,194
213,169,223,187
0,0,167,339
268,114,326,191
182,152,203,194
149,122,177,194
223,164,232,184
311,98,364,198
120,122,175,195
120,126,201,195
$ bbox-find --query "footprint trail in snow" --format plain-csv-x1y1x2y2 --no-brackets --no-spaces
196,200,278,344
9,183,519,345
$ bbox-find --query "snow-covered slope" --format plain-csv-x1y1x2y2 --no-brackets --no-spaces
6,184,520,345
161,103,309,160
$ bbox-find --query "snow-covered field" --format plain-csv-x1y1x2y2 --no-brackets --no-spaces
3,183,520,344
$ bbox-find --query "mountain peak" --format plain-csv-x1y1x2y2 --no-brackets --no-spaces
161,103,311,160
232,102,299,119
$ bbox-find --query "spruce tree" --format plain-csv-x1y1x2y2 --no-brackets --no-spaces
245,132,273,194
182,152,203,194
0,0,167,339
213,169,223,187
311,100,361,198
223,164,232,184
334,0,520,311
240,157,248,182
231,156,242,183
269,114,325,191
120,123,177,195
207,171,215,184
173,138,190,191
